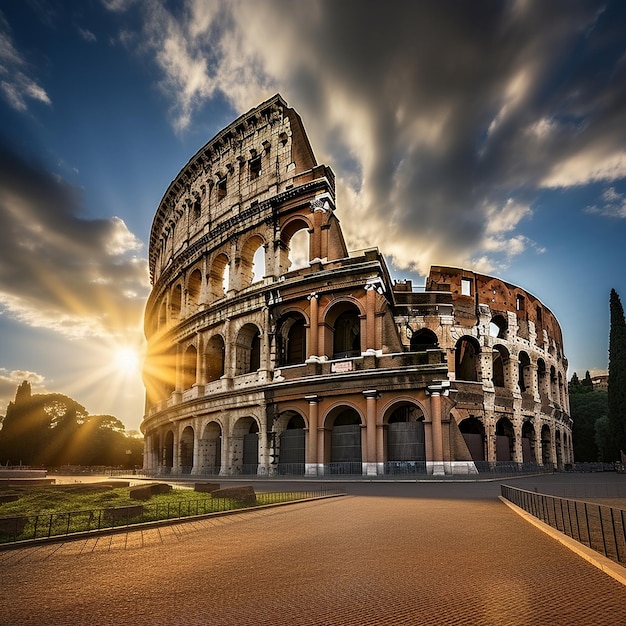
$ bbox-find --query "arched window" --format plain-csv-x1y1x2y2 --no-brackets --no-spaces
171,284,182,320
277,314,307,366
333,309,361,358
180,426,194,473
518,351,531,393
279,219,310,275
492,346,508,388
489,314,507,339
455,337,480,382
240,235,265,288
235,324,261,375
206,335,225,382
187,269,202,313
410,328,438,351
182,345,197,389
209,253,229,300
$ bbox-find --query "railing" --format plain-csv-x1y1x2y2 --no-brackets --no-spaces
501,484,626,565
0,488,342,545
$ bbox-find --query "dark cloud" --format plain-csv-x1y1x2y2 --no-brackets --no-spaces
0,143,149,338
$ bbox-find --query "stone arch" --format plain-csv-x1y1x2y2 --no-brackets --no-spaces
171,284,182,321
495,417,514,462
276,410,307,475
459,417,485,462
555,429,563,468
324,300,363,359
199,421,222,474
455,336,480,382
280,216,311,273
492,345,509,388
232,416,259,475
209,253,229,300
489,314,507,339
537,358,549,399
518,351,532,393
324,405,363,473
521,421,537,463
206,334,226,383
163,430,174,471
410,328,438,351
240,234,266,288
157,298,167,331
276,312,307,366
235,323,261,375
541,424,552,466
382,402,426,472
182,344,197,390
187,268,203,313
180,425,194,473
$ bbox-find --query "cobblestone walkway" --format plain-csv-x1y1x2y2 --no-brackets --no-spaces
1,495,626,625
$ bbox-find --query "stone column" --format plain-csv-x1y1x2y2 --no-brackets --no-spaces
192,419,202,475
365,287,376,351
363,390,378,475
307,293,319,358
428,383,446,475
305,395,319,475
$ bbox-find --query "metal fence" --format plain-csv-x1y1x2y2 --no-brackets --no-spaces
0,488,341,545
501,484,626,565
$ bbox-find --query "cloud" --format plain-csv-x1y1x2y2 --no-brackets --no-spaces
114,0,626,276
0,11,51,112
78,27,97,43
585,186,626,218
0,144,150,340
0,368,47,415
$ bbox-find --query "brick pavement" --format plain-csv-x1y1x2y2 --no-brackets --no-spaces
1,491,626,625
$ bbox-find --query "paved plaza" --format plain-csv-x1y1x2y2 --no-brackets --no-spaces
1,477,626,625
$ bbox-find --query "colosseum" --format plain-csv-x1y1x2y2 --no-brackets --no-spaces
141,94,572,477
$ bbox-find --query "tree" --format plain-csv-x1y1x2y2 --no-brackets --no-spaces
582,370,594,391
570,372,581,391
571,389,607,461
0,382,143,467
608,289,626,461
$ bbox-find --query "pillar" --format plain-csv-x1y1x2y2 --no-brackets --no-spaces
308,293,319,358
306,395,319,476
363,390,378,475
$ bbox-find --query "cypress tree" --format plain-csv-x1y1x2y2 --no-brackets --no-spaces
608,289,626,461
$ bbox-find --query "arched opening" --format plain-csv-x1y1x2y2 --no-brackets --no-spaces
492,345,508,388
278,412,306,475
163,430,174,472
327,407,362,474
280,219,310,275
537,359,549,400
277,313,307,366
455,337,480,382
233,417,259,475
522,421,536,463
187,268,202,313
495,417,514,462
158,299,167,330
541,424,552,466
171,284,182,320
555,429,563,469
180,426,194,474
182,345,197,390
329,304,361,359
459,417,485,462
209,253,229,300
235,324,261,375
489,314,507,339
240,235,265,288
206,334,225,383
550,366,558,403
384,404,426,474
558,372,565,407
287,228,309,271
410,328,438,352
200,422,221,474
518,351,531,393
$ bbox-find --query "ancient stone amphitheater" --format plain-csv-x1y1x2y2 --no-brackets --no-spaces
141,94,572,477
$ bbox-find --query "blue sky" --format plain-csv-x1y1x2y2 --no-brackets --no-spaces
0,0,625,431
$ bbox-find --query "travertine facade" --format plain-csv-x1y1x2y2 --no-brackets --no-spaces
141,94,572,476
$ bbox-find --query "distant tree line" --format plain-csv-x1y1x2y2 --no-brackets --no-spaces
0,381,143,468
571,289,626,463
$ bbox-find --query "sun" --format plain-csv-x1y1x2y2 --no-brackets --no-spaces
114,346,140,374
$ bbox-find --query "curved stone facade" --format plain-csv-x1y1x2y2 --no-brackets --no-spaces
141,94,572,476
